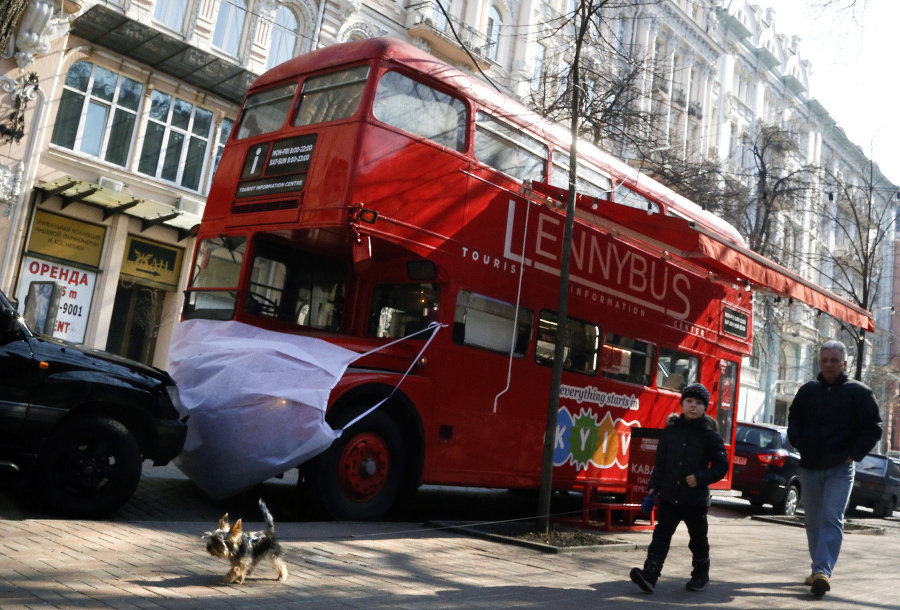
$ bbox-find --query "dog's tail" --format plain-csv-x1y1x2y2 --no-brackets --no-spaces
259,499,276,533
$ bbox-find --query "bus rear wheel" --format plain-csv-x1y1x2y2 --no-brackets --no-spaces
307,410,407,520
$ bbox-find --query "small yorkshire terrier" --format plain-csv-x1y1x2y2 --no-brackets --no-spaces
203,499,288,584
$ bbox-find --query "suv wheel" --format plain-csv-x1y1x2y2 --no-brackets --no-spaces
34,417,143,518
774,484,800,516
877,496,896,519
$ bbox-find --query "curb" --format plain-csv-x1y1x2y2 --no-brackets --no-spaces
751,514,885,535
426,520,649,554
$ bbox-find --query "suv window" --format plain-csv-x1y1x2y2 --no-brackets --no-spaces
857,454,887,475
736,425,784,450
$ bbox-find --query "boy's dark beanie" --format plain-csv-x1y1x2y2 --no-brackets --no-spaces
681,383,710,409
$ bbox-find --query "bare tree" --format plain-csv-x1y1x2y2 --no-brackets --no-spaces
812,160,894,380
532,0,667,534
525,0,667,157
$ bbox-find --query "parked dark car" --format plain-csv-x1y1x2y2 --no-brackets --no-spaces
0,289,188,517
732,422,802,515
848,453,900,518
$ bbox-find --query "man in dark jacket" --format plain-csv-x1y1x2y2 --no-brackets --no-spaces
787,340,882,598
629,383,729,593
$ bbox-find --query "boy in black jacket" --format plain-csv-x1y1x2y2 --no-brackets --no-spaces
630,383,729,593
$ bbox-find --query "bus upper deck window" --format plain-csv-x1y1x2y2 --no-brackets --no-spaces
236,84,297,139
373,71,466,152
236,83,297,140
294,65,369,126
474,112,547,182
552,153,612,198
615,184,661,214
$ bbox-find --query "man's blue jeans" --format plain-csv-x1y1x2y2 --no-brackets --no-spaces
800,462,855,577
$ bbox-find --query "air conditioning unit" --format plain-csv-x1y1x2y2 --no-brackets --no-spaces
176,195,205,216
98,176,124,192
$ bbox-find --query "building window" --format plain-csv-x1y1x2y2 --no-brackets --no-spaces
486,6,502,61
51,61,143,168
532,43,545,91
153,0,189,32
267,5,300,69
213,0,248,57
208,118,234,189
138,90,214,192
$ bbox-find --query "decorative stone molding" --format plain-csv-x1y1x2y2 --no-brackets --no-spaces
337,0,363,20
0,73,40,144
7,0,70,70
338,20,386,43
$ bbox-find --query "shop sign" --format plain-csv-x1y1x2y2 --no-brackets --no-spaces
16,256,96,344
120,235,183,290
28,209,105,267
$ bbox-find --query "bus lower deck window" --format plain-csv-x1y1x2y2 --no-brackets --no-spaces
657,347,699,391
369,283,441,338
601,333,655,386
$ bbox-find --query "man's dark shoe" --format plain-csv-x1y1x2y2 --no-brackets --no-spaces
811,572,830,597
630,567,657,592
685,558,710,591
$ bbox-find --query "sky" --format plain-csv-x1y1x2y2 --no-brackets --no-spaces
759,0,900,187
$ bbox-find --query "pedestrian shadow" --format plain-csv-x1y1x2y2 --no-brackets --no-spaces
598,578,859,606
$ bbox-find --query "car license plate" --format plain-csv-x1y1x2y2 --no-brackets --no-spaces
733,456,747,465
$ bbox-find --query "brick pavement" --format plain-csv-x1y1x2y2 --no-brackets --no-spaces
1,508,899,608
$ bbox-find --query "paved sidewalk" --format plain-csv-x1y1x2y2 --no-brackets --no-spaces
1,510,898,608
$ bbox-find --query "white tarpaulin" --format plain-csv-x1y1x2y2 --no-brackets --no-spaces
167,319,440,499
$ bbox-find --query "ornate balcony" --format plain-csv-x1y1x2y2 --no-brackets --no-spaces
407,2,495,70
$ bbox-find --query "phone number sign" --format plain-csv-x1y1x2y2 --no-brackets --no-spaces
16,257,96,344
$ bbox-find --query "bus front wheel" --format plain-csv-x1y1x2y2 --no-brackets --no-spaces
308,410,407,520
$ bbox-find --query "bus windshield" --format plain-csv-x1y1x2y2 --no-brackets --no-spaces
183,236,246,320
243,239,347,332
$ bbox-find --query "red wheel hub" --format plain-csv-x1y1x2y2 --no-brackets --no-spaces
338,432,390,502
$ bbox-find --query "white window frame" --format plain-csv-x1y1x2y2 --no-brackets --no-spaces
50,61,144,169
153,0,190,33
486,6,502,61
137,90,214,193
267,5,301,69
213,0,249,57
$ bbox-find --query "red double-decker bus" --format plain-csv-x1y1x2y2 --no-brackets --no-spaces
179,37,870,520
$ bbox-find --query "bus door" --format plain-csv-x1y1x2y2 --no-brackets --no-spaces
714,358,739,487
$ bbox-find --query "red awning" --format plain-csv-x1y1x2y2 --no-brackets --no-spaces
528,182,874,332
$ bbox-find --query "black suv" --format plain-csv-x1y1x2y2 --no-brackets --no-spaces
0,288,187,517
849,453,900,518
732,422,802,515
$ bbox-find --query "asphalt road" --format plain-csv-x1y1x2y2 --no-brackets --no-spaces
1,459,890,525
0,459,768,524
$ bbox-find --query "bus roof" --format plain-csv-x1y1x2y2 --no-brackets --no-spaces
251,38,872,332
252,38,746,247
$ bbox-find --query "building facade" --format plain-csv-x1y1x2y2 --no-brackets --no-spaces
1,0,896,446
